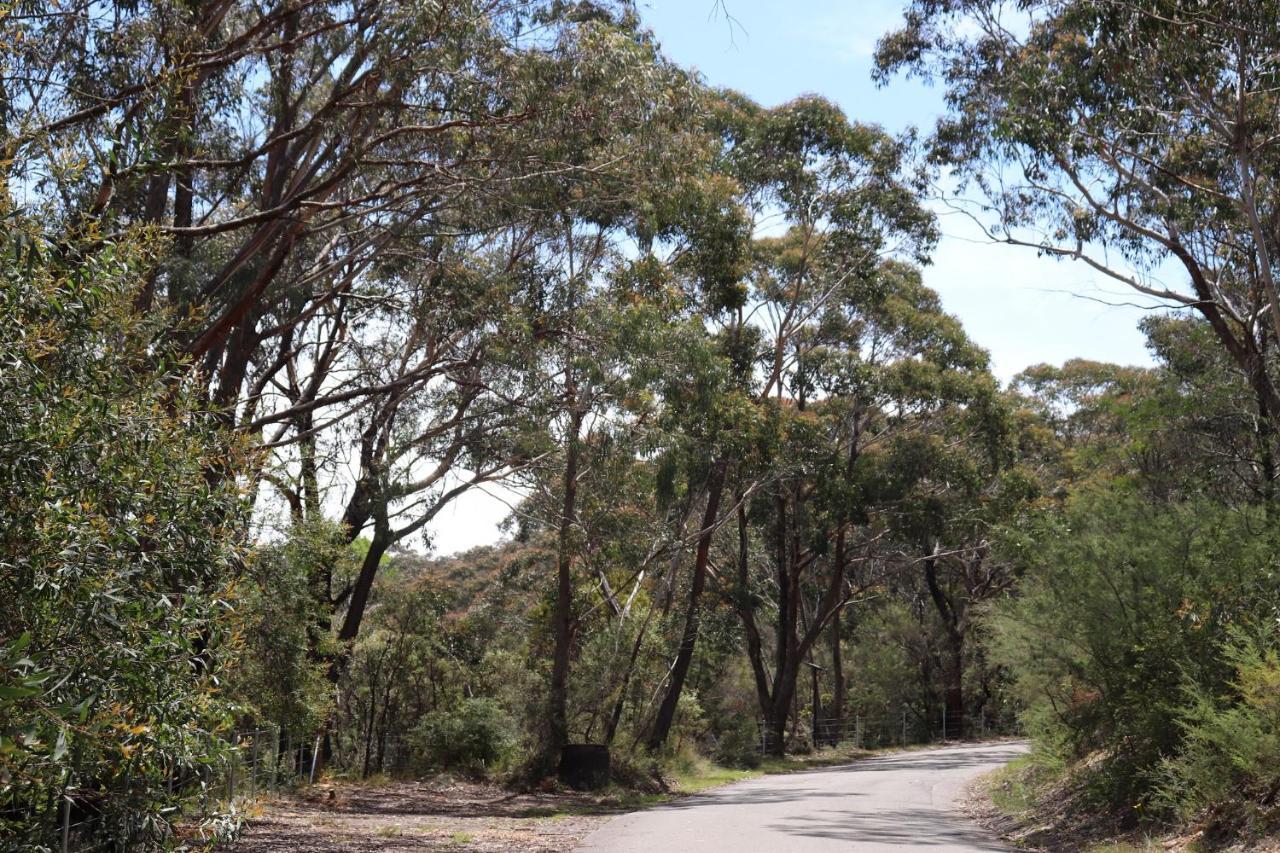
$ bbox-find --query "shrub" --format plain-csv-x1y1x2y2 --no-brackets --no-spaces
992,488,1274,810
713,715,763,769
0,214,245,847
409,698,516,775
1159,632,1280,830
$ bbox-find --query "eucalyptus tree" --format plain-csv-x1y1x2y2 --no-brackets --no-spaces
727,257,997,753
885,389,1037,737
875,0,1280,435
229,2,703,625
3,0,675,421
644,93,949,752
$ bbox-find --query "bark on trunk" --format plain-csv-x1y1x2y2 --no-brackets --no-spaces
923,548,965,739
829,606,845,744
333,524,391,686
645,460,728,751
548,407,585,756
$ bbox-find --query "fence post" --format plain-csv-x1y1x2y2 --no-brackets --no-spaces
980,709,986,738
901,707,907,746
942,709,947,742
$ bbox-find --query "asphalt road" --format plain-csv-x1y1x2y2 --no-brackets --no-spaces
576,741,1027,852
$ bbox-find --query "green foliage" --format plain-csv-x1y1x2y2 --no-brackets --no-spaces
0,213,244,847
1159,632,1280,830
231,521,353,733
993,488,1275,810
408,698,516,776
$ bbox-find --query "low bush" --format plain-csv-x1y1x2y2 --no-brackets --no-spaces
1159,632,1280,832
408,698,516,775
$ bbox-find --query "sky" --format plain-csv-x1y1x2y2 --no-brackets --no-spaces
422,0,1167,556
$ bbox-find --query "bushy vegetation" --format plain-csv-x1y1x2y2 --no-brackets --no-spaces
409,699,517,776
995,491,1277,810
1160,633,1280,829
0,213,245,846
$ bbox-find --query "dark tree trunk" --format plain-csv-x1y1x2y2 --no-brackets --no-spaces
333,525,391,685
646,460,728,751
547,406,584,760
829,606,845,744
923,548,966,738
944,634,964,739
735,499,773,717
763,657,800,757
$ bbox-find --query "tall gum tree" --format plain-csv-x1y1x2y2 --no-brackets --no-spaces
875,0,1280,444
645,93,947,752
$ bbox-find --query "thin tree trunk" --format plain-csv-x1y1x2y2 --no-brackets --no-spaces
604,604,657,746
829,606,845,744
923,547,965,738
735,498,773,716
645,460,728,751
548,406,585,759
944,634,964,739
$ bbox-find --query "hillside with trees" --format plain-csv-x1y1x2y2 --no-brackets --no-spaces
3,1,1280,850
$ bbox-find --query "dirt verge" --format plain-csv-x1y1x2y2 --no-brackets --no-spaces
224,778,633,852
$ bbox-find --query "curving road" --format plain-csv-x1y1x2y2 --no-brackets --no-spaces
577,741,1026,852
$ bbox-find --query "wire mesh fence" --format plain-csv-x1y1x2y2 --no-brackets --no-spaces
757,708,1000,755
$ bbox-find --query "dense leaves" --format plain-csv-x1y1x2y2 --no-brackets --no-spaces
0,212,244,847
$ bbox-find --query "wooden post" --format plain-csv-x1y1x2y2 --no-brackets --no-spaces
250,732,259,794
309,733,321,784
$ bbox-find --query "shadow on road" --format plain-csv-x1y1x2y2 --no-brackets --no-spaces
769,805,1008,850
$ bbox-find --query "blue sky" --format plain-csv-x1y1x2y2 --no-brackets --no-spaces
425,1,1165,555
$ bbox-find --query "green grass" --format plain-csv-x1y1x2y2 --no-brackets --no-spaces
986,754,1038,818
669,761,761,793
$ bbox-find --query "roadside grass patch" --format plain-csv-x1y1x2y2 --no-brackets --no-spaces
987,754,1039,818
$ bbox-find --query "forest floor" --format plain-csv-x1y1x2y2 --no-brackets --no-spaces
224,776,633,852
222,741,923,852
